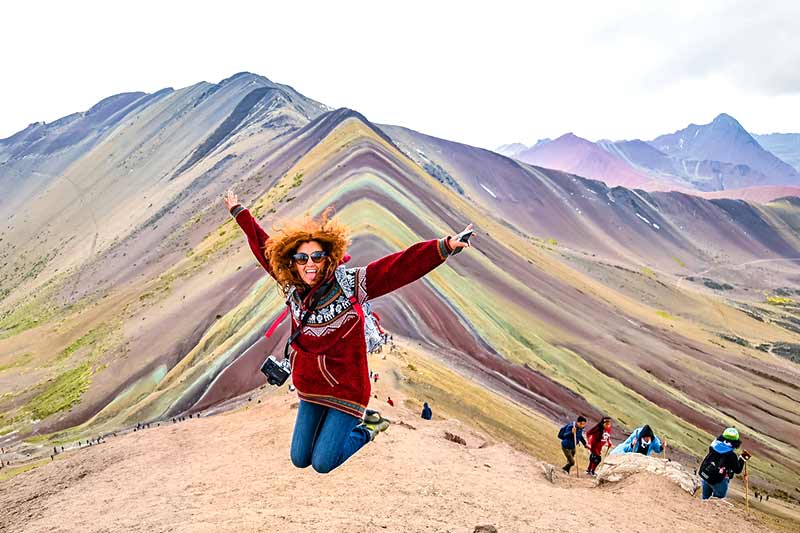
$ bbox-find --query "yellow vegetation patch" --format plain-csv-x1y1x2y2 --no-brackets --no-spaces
640,267,657,279
27,361,93,420
765,295,794,306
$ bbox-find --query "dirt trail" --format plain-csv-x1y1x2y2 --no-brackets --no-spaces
0,382,786,533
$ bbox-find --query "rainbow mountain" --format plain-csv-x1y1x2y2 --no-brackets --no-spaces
1,72,799,499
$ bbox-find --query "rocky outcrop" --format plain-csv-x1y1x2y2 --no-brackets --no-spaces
595,453,702,495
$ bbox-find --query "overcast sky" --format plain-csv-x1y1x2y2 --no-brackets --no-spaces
1,1,798,149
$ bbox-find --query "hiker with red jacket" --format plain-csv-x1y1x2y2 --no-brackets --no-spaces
584,416,613,476
698,427,750,500
224,190,473,473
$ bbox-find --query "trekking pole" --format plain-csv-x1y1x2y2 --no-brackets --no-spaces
573,428,579,478
745,462,750,513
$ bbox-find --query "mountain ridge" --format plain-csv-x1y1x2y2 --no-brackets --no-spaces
498,113,800,198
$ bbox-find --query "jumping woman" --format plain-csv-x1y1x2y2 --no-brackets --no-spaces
223,190,472,473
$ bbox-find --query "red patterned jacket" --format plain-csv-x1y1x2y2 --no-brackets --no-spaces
231,205,452,418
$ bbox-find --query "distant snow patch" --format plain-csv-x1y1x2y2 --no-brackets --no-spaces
635,212,661,230
479,183,497,199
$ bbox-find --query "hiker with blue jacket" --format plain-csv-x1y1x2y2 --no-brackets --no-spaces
421,402,432,420
610,424,664,456
558,416,587,473
698,427,750,499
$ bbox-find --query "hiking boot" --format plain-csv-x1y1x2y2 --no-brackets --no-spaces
363,409,382,424
362,418,390,441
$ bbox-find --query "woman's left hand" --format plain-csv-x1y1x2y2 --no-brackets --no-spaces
223,189,239,211
447,223,474,252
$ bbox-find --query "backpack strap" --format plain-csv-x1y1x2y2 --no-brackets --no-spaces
265,286,297,339
349,295,366,323
265,307,290,338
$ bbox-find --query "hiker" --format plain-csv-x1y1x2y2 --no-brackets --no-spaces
387,397,395,407
610,424,664,456
225,190,473,474
373,372,379,384
421,402,432,420
558,416,587,473
585,416,613,476
698,427,750,500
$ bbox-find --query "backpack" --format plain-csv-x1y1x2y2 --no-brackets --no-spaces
557,424,571,440
334,267,385,353
698,450,726,484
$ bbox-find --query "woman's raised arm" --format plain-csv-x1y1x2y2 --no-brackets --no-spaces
363,224,473,300
224,190,275,278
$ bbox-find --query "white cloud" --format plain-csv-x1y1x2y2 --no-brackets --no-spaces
1,0,798,149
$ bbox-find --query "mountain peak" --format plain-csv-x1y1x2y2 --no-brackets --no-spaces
711,113,744,130
219,71,273,86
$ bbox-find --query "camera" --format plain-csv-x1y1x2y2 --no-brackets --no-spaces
260,355,291,386
450,226,473,255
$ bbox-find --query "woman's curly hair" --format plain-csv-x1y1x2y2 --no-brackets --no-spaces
265,208,350,293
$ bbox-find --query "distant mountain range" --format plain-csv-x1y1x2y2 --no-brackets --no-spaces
500,113,800,200
755,132,800,173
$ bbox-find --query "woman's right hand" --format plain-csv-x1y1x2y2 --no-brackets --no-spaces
223,190,238,210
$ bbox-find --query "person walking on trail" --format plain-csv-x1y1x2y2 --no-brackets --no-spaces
558,416,587,473
698,427,750,500
387,397,395,407
421,402,432,420
610,424,664,456
585,416,613,476
224,190,473,474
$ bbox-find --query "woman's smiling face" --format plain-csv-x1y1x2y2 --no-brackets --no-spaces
294,240,326,286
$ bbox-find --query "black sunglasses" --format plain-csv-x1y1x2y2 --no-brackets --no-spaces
291,250,328,265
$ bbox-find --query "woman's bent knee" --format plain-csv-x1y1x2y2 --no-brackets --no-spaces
311,454,339,474
290,450,312,469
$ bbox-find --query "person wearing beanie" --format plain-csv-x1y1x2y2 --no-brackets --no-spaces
610,424,665,456
698,427,751,499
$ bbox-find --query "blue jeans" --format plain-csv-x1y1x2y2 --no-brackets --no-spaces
701,478,730,499
290,400,371,474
